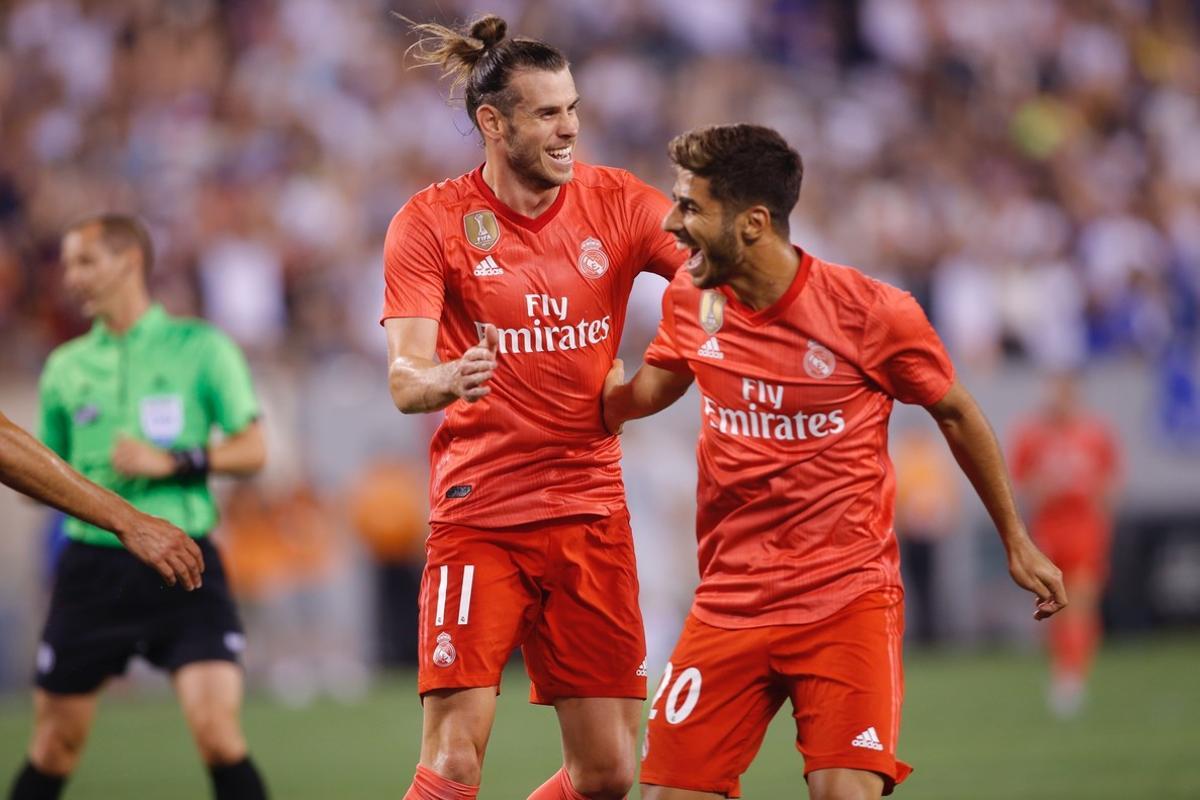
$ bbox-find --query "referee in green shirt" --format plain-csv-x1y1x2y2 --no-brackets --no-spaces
9,215,269,800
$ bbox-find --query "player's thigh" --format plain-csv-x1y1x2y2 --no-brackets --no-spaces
781,590,910,794
806,767,884,800
641,616,782,798
419,686,499,763
173,661,244,722
524,512,646,704
418,526,543,693
30,688,101,754
555,696,642,768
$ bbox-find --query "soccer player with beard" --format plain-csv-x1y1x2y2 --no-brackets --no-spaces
602,124,1067,800
383,15,683,800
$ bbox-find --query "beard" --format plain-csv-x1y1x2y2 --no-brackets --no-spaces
691,221,742,290
504,128,567,192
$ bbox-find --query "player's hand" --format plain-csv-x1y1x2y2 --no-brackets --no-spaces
114,510,205,590
1006,535,1068,620
601,358,626,435
112,435,174,478
451,324,499,403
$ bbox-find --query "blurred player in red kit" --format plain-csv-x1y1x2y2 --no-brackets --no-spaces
382,14,683,800
1011,372,1120,718
603,124,1066,799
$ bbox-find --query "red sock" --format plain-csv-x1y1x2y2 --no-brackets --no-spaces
403,765,479,800
1050,613,1101,680
527,767,593,800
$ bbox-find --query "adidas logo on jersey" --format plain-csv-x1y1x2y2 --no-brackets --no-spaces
698,336,724,359
473,256,503,277
851,727,884,751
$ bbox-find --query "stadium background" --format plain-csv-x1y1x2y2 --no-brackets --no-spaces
0,0,1197,796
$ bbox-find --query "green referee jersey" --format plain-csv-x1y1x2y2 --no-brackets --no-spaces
38,304,260,547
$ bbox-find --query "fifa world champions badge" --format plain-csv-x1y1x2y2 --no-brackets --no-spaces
577,237,610,279
432,632,457,668
804,340,837,380
699,290,726,335
464,210,501,251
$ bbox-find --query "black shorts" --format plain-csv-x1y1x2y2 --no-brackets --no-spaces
35,538,245,694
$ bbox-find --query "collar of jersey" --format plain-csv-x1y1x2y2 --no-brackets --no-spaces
92,302,167,342
471,164,568,233
718,247,813,326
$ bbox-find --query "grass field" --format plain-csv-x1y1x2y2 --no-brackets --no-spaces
2,635,1198,798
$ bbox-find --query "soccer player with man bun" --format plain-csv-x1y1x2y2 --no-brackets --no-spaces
383,14,683,800
602,124,1067,799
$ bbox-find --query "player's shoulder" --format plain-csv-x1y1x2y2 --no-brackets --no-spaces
392,169,483,227
808,255,902,305
571,162,636,190
43,332,96,377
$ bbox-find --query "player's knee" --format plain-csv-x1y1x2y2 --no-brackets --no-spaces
427,737,485,786
29,719,88,775
188,710,247,765
568,754,637,800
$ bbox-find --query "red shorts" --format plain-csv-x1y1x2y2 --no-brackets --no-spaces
417,511,647,704
641,589,911,797
1036,529,1111,583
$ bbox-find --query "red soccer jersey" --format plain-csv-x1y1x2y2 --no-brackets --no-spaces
1010,415,1119,545
644,250,955,627
383,163,681,527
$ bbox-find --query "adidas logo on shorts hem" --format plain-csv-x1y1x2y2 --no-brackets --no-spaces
851,726,884,751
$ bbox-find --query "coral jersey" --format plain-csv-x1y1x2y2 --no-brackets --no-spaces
383,163,681,527
644,250,955,627
1010,415,1119,546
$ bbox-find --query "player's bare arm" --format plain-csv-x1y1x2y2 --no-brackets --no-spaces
601,358,694,434
925,380,1067,620
112,419,266,479
0,410,204,590
386,317,499,414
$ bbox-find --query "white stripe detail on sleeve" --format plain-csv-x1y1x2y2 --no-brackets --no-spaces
435,564,448,627
458,565,475,625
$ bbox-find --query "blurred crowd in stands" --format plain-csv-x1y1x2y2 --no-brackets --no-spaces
0,0,1197,375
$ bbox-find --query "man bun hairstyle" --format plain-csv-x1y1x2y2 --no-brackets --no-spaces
406,13,568,127
668,124,803,236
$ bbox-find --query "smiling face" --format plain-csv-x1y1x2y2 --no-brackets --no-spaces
61,223,141,319
663,169,744,290
492,68,579,191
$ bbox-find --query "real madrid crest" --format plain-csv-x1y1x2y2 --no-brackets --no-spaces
577,237,610,279
699,290,726,335
432,631,457,668
464,210,501,251
803,340,837,380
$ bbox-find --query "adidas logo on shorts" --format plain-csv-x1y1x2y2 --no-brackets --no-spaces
636,658,647,678
851,726,884,751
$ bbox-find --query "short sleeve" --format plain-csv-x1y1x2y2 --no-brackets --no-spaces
643,287,690,374
38,361,70,459
381,199,446,324
860,289,955,406
202,331,260,434
623,173,686,280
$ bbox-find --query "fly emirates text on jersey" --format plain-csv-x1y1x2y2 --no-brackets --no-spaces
702,377,846,441
474,294,612,355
